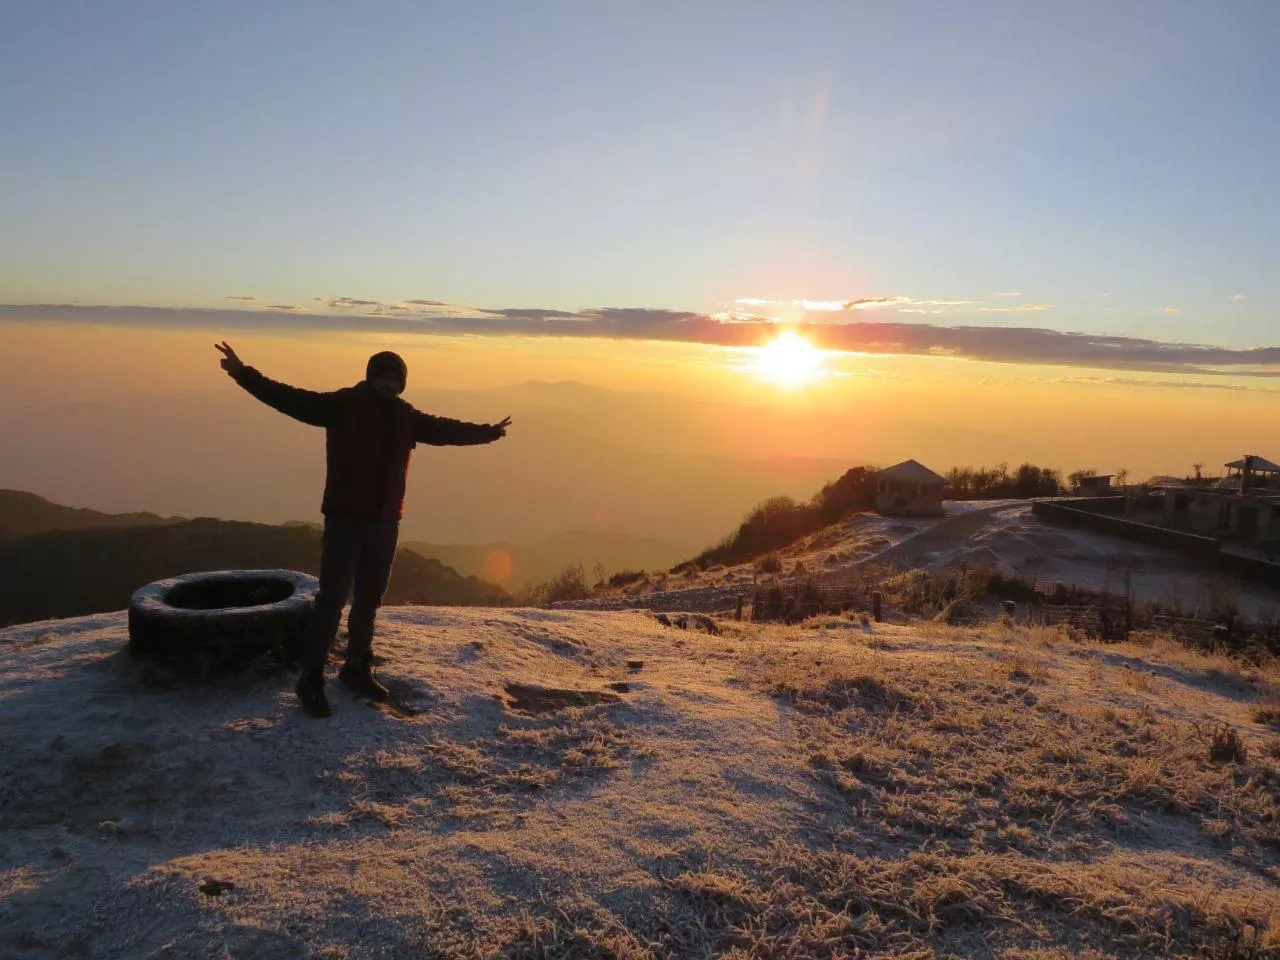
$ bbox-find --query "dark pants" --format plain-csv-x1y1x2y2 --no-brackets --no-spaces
306,515,400,670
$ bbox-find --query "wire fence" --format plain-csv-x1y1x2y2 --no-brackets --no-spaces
741,572,1279,657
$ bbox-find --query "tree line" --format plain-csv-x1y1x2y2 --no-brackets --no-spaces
944,462,1065,499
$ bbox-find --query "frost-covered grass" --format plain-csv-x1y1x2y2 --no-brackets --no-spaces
1,609,1278,958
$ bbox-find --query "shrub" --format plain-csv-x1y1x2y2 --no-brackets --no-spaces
1207,722,1246,763
529,564,590,604
1252,704,1280,727
811,466,878,525
757,553,782,574
607,569,646,588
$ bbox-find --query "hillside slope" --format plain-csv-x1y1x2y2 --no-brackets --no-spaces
0,489,176,540
2,608,1277,957
570,502,1280,619
0,519,507,625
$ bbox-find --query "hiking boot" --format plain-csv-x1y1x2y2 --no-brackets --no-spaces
295,666,331,718
339,658,389,702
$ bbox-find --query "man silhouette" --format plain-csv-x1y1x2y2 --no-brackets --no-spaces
216,342,509,717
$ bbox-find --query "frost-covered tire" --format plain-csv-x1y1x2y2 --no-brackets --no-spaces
128,569,319,672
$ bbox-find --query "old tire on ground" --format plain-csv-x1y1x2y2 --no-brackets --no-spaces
128,569,319,672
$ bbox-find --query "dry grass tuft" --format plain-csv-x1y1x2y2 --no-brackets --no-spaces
1207,722,1248,764
1002,650,1050,684
325,709,640,829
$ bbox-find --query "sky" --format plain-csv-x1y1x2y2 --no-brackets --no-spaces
2,2,1280,540
2,1,1277,340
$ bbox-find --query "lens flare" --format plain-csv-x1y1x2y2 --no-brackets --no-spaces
482,549,514,583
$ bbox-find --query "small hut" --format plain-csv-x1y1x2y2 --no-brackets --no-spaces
875,459,947,516
1077,474,1113,496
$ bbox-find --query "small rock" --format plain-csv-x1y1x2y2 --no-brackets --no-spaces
607,681,631,693
199,878,235,896
627,659,644,671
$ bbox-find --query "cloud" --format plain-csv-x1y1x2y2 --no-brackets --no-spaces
225,295,259,302
491,307,584,320
367,302,416,315
734,296,906,311
733,295,974,313
1061,375,1280,394
898,298,977,308
326,297,381,309
844,296,907,310
992,291,1022,297
321,295,489,318
1230,294,1247,301
1159,306,1179,313
6,301,1280,380
980,304,1053,313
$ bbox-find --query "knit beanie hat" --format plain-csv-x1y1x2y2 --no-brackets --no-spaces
366,351,407,388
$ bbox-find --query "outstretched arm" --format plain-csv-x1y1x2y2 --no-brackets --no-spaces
215,342,340,428
413,411,510,446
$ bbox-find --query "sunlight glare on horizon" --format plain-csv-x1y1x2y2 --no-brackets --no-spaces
747,329,827,389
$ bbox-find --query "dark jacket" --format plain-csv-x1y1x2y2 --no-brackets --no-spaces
232,366,500,520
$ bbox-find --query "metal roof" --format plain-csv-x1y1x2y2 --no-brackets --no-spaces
1226,456,1280,473
876,459,948,485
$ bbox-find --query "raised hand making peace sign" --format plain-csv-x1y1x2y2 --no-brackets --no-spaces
214,342,245,376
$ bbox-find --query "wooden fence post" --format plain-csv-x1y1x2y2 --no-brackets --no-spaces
872,592,883,623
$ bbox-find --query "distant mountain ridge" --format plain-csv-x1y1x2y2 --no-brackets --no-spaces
0,492,508,627
0,489,178,540
403,529,689,589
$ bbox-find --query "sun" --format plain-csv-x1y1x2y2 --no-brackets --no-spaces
749,329,826,388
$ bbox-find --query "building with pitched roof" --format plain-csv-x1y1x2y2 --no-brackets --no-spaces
875,459,947,516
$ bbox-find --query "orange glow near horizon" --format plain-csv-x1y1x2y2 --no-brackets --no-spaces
747,329,827,388
6,320,1280,500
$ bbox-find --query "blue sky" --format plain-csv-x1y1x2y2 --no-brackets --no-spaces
2,1,1277,347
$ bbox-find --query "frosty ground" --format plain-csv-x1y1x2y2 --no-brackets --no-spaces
3,605,1279,958
568,502,1280,621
